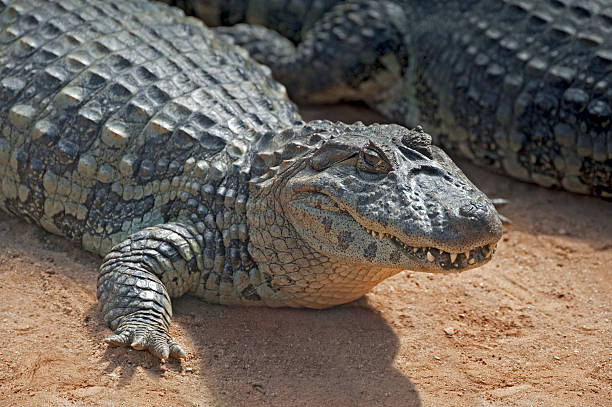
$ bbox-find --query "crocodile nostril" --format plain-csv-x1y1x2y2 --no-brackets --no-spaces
459,202,488,218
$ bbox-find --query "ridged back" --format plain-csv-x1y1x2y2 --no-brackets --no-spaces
401,0,611,195
0,0,299,254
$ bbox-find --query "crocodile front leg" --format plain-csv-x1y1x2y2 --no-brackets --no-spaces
97,222,203,360
214,24,297,69
214,0,408,104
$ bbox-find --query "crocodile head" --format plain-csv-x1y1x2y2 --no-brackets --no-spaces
247,121,503,308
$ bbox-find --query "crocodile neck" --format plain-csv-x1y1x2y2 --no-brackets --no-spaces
245,158,397,308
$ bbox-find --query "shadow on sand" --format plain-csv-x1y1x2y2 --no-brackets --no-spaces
90,294,422,406
175,296,421,407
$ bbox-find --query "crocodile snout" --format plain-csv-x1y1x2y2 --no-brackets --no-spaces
455,200,503,247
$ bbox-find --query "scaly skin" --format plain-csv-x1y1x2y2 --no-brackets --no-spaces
173,0,612,197
0,0,502,360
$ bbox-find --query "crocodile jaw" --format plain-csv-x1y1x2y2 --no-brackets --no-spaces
290,192,499,273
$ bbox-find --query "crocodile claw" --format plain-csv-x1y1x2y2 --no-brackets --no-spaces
497,214,512,225
490,198,511,224
490,198,509,208
104,322,186,361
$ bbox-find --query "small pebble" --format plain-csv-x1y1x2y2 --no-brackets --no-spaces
444,327,456,336
433,356,441,360
553,355,560,360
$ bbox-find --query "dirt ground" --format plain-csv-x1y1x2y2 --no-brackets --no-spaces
0,105,611,407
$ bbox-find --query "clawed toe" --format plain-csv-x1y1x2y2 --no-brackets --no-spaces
130,335,148,350
498,214,512,224
169,341,187,359
491,198,509,208
490,198,511,224
105,332,131,347
104,318,186,360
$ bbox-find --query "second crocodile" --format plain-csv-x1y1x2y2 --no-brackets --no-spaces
171,0,612,197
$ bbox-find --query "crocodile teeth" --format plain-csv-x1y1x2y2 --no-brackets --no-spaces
483,244,493,258
362,225,494,268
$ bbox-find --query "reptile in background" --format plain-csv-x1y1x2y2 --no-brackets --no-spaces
167,0,612,197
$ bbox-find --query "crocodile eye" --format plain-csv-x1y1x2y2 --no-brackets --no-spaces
357,145,392,174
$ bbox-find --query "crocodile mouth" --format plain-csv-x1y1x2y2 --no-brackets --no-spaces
364,227,496,270
293,192,496,271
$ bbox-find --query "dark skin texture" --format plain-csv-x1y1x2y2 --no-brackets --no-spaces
172,0,612,198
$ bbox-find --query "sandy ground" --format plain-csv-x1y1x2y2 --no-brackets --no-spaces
0,105,611,407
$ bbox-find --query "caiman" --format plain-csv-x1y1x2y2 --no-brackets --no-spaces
0,0,502,359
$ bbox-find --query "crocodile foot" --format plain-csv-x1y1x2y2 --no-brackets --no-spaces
214,24,295,67
105,316,186,361
490,198,509,208
491,199,511,224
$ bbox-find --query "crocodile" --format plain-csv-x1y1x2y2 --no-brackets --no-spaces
167,0,612,198
0,0,502,360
